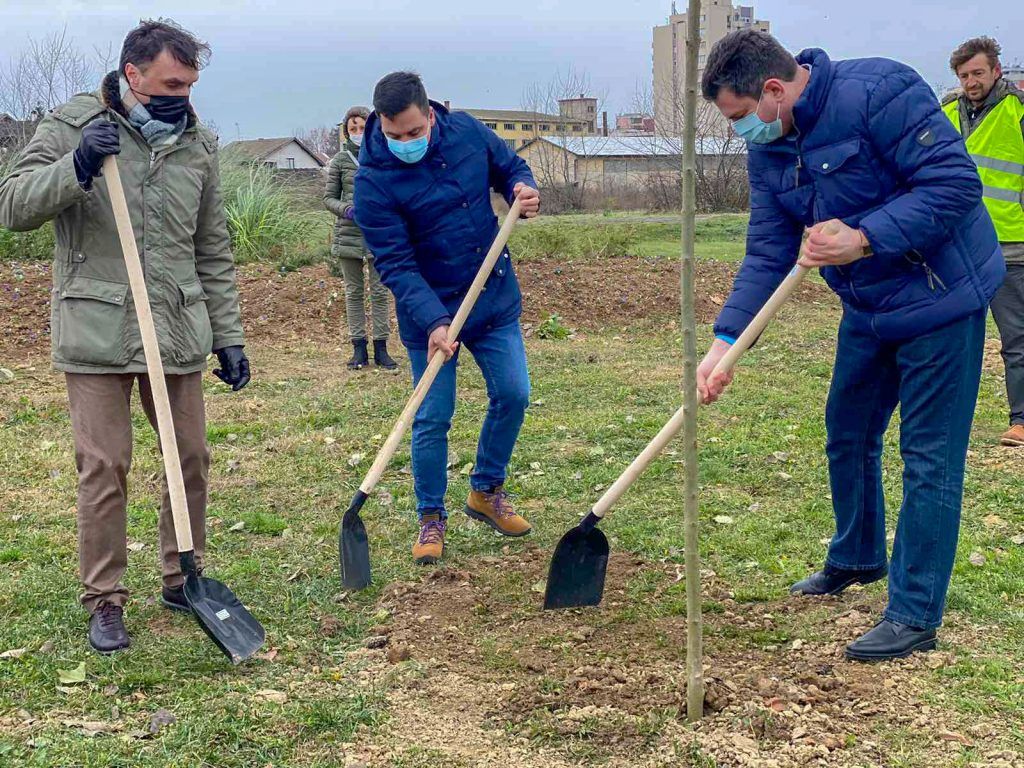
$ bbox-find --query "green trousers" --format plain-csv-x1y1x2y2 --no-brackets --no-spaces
339,257,391,342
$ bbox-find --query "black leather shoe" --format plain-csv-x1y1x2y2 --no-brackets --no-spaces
790,562,888,596
845,619,937,661
88,603,130,654
161,585,190,613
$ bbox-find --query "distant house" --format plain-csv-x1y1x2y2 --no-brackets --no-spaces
517,135,745,189
0,113,39,152
221,137,325,170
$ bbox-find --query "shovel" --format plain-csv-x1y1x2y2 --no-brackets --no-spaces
545,243,825,609
340,199,524,590
104,156,265,663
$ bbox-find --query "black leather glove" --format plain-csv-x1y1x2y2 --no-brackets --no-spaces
73,122,120,189
212,346,251,391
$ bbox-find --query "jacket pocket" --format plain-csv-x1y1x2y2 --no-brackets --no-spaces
171,277,213,365
56,275,130,366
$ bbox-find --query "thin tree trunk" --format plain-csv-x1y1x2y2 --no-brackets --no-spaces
680,0,705,722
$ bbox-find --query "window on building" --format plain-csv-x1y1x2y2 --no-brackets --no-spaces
285,157,295,169
587,106,595,114
503,122,515,130
556,124,567,132
539,123,550,131
521,123,533,131
605,158,627,174
505,138,516,150
572,124,582,132
485,122,498,129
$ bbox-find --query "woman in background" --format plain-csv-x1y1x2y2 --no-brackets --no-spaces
324,106,397,370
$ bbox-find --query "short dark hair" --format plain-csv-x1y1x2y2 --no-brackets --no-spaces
950,36,1001,72
373,72,429,119
119,19,211,75
701,29,798,101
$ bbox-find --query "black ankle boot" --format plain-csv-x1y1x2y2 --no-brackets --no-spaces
373,340,398,370
347,339,369,370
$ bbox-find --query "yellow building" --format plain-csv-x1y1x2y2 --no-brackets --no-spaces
461,96,600,151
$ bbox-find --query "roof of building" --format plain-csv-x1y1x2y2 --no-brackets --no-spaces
462,108,583,124
221,137,326,167
519,135,744,157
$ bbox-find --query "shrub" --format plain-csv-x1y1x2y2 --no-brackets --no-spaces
536,313,571,340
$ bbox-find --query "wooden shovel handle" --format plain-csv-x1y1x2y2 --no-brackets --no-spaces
358,199,524,494
589,220,838,520
104,155,194,552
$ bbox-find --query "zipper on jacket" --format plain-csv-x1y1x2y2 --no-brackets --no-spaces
922,262,947,292
795,155,802,187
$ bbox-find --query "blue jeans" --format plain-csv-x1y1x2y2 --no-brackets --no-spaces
824,309,985,629
407,321,530,519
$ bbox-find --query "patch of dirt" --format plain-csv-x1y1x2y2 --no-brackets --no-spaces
344,548,1021,768
0,258,831,359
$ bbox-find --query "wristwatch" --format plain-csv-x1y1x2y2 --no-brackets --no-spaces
858,229,873,258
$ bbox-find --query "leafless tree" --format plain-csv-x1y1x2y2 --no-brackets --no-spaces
631,81,748,212
0,28,101,173
296,125,341,160
520,68,608,212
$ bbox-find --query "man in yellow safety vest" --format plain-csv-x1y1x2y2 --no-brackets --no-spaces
944,37,1024,446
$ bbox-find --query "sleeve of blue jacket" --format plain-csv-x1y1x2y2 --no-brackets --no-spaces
858,66,983,259
354,174,452,335
713,170,803,341
477,120,536,205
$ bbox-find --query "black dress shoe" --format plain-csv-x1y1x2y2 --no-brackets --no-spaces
161,585,190,613
846,619,937,661
790,562,888,596
88,603,130,654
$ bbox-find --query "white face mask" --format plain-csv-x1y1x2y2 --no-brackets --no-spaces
350,133,363,147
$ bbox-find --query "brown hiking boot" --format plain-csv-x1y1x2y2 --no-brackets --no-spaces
412,513,446,564
465,487,532,537
1000,424,1024,446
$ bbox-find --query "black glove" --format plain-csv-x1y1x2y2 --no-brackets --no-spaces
73,122,120,189
212,346,251,391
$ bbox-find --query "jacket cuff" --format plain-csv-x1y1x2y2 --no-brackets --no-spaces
858,209,911,260
425,316,453,337
212,333,245,351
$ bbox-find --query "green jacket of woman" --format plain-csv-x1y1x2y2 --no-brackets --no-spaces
323,140,369,271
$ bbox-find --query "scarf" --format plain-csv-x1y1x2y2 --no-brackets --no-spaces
119,77,187,148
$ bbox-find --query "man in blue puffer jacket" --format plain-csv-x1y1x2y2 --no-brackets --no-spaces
355,72,540,565
697,31,1004,661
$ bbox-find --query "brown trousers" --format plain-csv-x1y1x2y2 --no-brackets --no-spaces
66,372,208,613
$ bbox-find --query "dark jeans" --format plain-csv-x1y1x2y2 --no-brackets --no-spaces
407,320,530,518
989,263,1024,426
824,309,985,629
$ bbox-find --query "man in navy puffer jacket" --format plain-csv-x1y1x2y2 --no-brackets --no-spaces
697,31,1004,661
355,72,540,566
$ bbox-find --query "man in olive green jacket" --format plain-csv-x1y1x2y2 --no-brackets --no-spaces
0,20,249,654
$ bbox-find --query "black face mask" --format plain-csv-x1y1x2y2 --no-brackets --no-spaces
133,89,190,124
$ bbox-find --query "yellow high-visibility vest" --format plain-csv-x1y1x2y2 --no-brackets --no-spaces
944,93,1024,242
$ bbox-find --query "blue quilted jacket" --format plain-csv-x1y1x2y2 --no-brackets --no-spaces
715,49,1004,342
354,102,535,349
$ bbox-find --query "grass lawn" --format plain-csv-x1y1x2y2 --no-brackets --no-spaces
1,213,1021,767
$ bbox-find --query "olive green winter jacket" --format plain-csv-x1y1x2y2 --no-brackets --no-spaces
0,72,244,374
323,139,370,271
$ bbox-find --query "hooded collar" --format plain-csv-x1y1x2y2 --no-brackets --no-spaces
791,48,834,138
361,99,449,169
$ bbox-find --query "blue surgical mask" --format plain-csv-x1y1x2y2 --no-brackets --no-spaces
350,133,363,147
387,133,429,164
733,91,783,145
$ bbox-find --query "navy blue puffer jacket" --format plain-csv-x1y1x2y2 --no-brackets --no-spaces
714,49,1004,342
354,101,536,349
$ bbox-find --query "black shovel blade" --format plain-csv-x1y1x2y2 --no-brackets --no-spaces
183,572,265,665
544,513,610,610
339,491,371,591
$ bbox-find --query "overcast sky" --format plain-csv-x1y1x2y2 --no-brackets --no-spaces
1,1,1020,140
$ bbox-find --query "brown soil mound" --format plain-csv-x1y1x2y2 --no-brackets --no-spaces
0,258,829,359
347,546,1011,768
